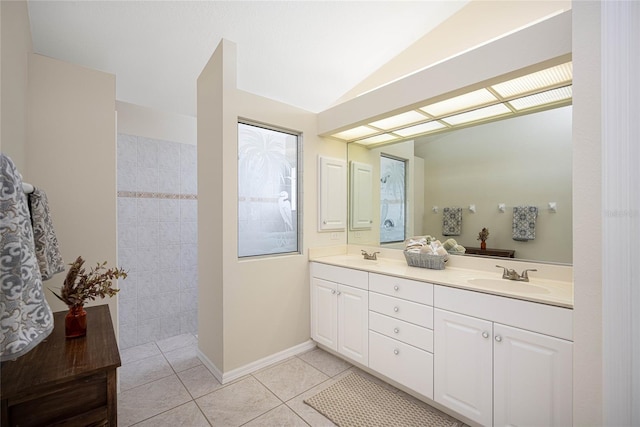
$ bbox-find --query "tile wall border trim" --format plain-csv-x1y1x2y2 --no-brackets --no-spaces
117,191,197,200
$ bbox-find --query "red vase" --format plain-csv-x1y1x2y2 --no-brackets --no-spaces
65,305,87,338
481,241,487,250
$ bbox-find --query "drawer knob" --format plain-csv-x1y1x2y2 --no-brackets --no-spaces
393,307,399,313
482,331,489,339
393,328,399,334
495,335,503,342
393,349,399,355
393,285,399,291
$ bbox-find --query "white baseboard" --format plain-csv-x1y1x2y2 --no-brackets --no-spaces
196,340,317,384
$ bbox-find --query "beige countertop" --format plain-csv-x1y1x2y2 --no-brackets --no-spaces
310,253,573,309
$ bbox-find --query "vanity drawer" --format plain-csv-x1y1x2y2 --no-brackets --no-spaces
369,273,433,305
369,311,433,353
369,331,433,399
310,262,368,290
369,292,433,329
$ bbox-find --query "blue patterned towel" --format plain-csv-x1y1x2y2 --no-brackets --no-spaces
442,207,462,236
512,206,538,241
1,154,54,362
29,188,65,280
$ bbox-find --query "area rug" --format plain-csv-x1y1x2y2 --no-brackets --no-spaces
304,372,462,427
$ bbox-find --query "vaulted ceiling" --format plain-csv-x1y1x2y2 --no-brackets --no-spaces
27,1,468,117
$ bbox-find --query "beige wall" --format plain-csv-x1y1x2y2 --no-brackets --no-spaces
572,2,603,424
197,39,227,371
415,106,572,264
116,100,196,144
1,0,31,172
198,39,346,375
27,54,118,330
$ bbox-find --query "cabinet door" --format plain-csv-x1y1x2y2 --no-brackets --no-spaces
337,284,368,365
434,309,493,427
318,156,346,231
311,278,337,351
493,323,573,427
349,161,373,229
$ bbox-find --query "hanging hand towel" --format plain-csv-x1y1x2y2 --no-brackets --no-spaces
1,154,54,362
512,206,538,241
29,188,65,280
442,207,462,236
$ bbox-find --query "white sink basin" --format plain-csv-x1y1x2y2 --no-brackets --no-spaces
467,278,550,294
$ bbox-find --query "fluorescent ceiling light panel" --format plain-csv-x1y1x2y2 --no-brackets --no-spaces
441,103,512,126
356,133,399,145
508,86,573,111
369,110,427,130
331,126,378,141
394,121,446,137
420,89,497,117
491,62,573,98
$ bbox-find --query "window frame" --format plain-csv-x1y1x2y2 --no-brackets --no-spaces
237,119,303,259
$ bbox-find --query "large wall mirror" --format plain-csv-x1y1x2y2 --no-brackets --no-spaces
347,105,572,265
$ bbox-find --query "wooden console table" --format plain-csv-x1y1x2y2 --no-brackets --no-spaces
464,246,516,258
1,305,121,426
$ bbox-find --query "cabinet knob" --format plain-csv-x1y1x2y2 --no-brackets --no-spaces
323,221,327,224
393,349,399,355
393,285,399,291
482,331,489,339
495,335,503,342
337,291,341,296
393,307,399,313
393,328,399,334
331,289,336,294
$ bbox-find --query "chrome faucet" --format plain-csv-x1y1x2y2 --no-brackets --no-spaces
496,265,537,282
361,250,380,260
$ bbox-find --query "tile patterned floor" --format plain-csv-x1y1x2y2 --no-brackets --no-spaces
118,333,461,426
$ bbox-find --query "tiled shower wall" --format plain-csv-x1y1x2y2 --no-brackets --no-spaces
116,133,197,349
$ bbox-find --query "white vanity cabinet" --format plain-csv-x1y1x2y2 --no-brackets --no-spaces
434,286,573,427
310,263,369,366
368,273,434,399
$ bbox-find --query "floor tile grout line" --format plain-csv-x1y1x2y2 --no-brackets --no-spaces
120,339,352,426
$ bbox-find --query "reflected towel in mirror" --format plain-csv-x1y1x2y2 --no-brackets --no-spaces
442,207,462,236
512,206,538,241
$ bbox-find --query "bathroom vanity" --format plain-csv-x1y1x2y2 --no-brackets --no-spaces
309,251,573,427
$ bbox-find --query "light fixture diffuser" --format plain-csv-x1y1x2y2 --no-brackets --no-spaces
508,86,572,111
369,110,427,130
394,121,446,137
420,89,497,117
441,103,512,126
355,133,399,146
491,62,573,98
331,126,378,141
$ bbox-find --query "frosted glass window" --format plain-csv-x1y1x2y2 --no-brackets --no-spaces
380,155,406,244
238,122,300,257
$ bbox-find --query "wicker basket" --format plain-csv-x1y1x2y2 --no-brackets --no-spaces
403,250,447,270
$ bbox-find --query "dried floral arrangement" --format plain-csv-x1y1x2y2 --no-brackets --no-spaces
51,256,127,307
477,227,490,242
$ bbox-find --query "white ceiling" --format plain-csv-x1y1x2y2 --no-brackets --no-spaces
27,1,468,117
